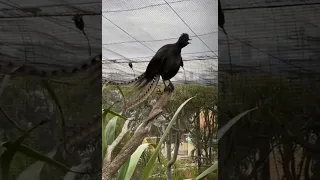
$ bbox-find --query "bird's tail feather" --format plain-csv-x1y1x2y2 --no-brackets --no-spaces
134,73,153,90
125,74,160,111
105,72,146,85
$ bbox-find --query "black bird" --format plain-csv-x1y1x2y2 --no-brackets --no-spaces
136,33,190,91
108,33,191,110
73,14,92,55
218,0,227,34
73,14,84,30
218,0,232,71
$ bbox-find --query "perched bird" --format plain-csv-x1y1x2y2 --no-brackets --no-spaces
136,33,190,91
128,62,133,69
218,0,227,35
108,33,191,110
218,0,232,72
73,14,84,31
73,14,91,55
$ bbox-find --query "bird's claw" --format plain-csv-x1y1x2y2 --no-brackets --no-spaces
164,83,174,92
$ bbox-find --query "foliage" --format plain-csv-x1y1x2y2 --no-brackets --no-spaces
0,121,75,180
218,73,320,179
1,78,100,180
102,83,260,180
102,90,194,180
140,97,194,180
196,162,218,180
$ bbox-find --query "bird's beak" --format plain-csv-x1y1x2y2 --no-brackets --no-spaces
188,38,192,44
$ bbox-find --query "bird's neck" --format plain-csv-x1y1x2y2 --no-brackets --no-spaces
171,45,182,55
175,41,186,48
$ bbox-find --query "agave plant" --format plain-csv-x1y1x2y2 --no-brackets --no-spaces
103,90,259,180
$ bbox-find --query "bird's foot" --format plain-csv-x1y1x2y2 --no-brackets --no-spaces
164,82,174,92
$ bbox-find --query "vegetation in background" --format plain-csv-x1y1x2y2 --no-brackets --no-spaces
0,78,101,180
219,73,320,179
103,83,258,180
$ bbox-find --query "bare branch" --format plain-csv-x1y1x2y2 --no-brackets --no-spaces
105,120,130,165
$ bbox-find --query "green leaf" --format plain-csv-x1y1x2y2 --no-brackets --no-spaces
0,75,12,98
62,159,91,180
16,148,58,180
0,143,16,180
41,81,68,152
195,161,218,180
0,120,48,180
102,83,108,91
4,144,71,172
104,109,126,120
0,66,22,98
141,97,194,180
218,107,258,140
116,158,130,180
124,143,152,180
15,120,48,145
102,116,118,161
102,109,108,127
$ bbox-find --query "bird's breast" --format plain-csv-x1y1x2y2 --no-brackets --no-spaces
160,56,181,80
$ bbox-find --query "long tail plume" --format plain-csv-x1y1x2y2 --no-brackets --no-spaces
134,73,154,90
125,74,160,111
105,72,146,86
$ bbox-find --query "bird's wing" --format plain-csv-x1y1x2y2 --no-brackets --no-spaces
180,57,183,67
145,44,170,78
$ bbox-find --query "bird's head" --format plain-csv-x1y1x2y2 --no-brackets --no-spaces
72,14,82,22
177,33,191,48
72,14,84,30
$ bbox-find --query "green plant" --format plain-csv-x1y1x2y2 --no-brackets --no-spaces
103,84,261,180
102,95,194,180
0,120,76,180
140,97,194,180
192,106,259,180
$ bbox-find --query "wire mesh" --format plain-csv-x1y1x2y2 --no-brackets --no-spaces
219,0,320,78
102,0,218,86
0,0,101,69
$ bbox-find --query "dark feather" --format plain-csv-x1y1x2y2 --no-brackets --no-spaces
108,33,191,110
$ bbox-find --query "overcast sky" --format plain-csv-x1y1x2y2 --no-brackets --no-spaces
0,0,217,84
102,0,218,85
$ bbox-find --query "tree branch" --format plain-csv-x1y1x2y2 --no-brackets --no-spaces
102,90,172,180
105,120,130,165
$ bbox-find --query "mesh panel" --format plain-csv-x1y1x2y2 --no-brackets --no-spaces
219,0,320,78
0,1,101,67
102,0,218,86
